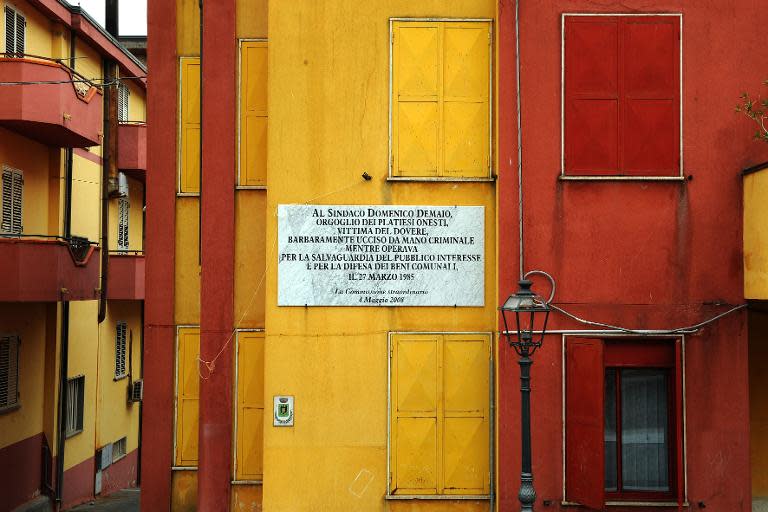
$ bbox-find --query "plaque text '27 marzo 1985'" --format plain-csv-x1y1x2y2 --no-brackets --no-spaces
277,205,485,306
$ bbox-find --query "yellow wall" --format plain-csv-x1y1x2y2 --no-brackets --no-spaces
74,36,103,82
70,155,102,242
264,2,496,510
97,301,142,454
65,300,99,470
0,128,57,236
2,0,55,56
750,309,768,497
0,303,48,449
126,80,147,123
745,167,768,299
175,199,200,324
234,192,266,328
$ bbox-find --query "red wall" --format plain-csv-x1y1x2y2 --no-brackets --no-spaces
497,1,768,510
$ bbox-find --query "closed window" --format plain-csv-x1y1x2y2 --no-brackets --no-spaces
565,338,683,509
389,333,491,497
118,83,130,122
4,5,25,57
112,437,127,462
65,376,85,437
178,58,200,194
115,321,127,379
117,197,129,252
239,41,267,187
390,20,492,179
1,166,23,234
175,327,199,466
562,15,681,177
0,335,20,411
235,331,264,480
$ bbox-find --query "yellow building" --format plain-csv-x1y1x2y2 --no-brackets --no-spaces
744,162,768,512
145,0,497,511
0,1,146,510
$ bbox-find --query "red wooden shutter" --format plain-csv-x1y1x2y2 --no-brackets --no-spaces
622,17,679,175
565,338,605,511
564,18,619,175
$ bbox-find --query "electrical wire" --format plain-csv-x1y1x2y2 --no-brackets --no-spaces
0,76,146,86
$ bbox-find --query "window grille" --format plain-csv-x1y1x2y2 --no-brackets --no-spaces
117,197,129,252
118,84,130,122
4,6,24,57
0,335,20,411
115,322,127,378
65,376,84,437
112,437,127,462
1,166,23,234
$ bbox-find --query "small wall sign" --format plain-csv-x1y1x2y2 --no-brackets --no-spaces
273,395,294,426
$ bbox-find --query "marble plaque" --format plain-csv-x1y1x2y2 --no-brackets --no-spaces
278,205,484,306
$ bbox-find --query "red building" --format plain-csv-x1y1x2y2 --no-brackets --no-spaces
497,1,768,511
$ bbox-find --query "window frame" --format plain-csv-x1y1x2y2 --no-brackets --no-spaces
112,436,127,462
388,18,495,182
4,4,25,57
386,331,494,500
232,328,265,484
236,38,268,190
173,325,200,470
561,334,688,508
177,57,201,196
1,165,23,234
560,13,684,182
0,334,20,413
65,375,85,438
117,196,130,252
118,83,130,122
114,321,128,380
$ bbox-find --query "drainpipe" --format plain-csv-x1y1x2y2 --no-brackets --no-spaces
98,59,116,323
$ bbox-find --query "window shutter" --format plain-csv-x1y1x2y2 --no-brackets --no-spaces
118,84,129,122
391,334,439,494
180,59,201,193
1,169,12,232
565,338,605,510
236,332,265,480
118,198,129,251
14,11,24,56
115,322,127,377
11,170,22,233
564,18,620,175
176,327,200,466
0,335,19,408
5,7,14,55
240,42,268,186
621,18,679,175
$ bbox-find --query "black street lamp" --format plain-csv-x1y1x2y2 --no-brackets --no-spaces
500,276,552,512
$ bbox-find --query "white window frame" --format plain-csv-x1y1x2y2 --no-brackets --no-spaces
65,375,85,438
385,331,494,501
560,13,684,182
112,437,127,462
0,334,20,412
1,165,23,234
560,333,688,507
4,4,25,57
387,18,495,182
117,196,129,252
236,38,268,190
115,321,127,379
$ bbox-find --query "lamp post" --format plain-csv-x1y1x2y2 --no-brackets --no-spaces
500,277,551,512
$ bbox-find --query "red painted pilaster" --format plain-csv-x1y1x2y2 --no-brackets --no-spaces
198,0,236,508
140,0,177,508
496,0,523,509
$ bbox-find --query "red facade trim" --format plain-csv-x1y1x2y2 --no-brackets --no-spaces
99,449,139,496
198,0,236,508
107,254,145,300
74,148,103,165
0,432,45,511
117,123,148,175
140,0,177,508
61,454,95,510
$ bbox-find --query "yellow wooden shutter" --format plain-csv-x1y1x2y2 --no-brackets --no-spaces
390,333,490,496
392,23,440,177
235,331,265,480
176,327,200,466
391,334,439,494
443,23,490,178
180,58,201,193
392,21,491,178
239,41,268,187
442,334,490,494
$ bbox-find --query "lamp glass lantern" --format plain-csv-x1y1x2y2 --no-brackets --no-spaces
500,279,551,354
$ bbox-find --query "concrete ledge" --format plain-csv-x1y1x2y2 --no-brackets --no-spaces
754,498,768,512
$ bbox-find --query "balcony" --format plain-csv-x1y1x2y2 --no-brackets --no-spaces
107,252,145,300
745,162,768,300
0,56,102,147
0,237,100,301
117,122,147,181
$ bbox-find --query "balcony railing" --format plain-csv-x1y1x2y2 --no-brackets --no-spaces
0,54,103,147
0,235,100,301
107,251,145,300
